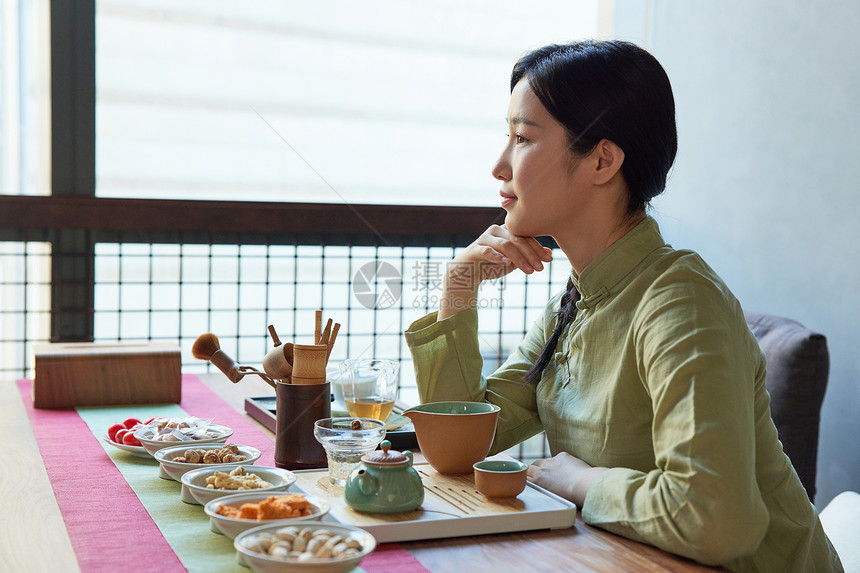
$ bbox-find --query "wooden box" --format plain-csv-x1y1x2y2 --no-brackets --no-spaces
33,342,181,409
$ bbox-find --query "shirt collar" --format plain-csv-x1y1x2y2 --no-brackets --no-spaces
569,216,667,309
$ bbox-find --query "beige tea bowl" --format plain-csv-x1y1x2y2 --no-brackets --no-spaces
403,401,500,474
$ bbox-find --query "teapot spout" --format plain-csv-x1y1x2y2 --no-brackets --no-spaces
357,469,378,496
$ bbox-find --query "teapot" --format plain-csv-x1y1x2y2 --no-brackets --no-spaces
344,440,424,513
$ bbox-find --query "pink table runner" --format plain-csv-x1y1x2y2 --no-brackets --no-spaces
18,375,428,573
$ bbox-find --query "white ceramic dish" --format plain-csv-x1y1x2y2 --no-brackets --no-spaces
102,434,150,458
204,491,329,540
180,465,296,506
234,522,376,573
154,443,261,481
134,423,234,457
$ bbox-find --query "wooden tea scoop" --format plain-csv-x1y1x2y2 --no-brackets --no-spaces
262,324,293,381
326,322,340,362
314,310,323,344
319,318,333,346
192,332,277,389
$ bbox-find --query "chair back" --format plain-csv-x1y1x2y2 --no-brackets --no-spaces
745,312,829,502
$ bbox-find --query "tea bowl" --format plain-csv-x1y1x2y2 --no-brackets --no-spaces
473,459,528,499
403,401,500,474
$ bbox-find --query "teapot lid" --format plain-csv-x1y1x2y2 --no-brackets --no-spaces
362,440,408,465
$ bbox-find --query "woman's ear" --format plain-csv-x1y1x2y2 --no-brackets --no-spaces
592,139,625,185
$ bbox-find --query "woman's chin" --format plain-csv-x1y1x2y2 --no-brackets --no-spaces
504,214,540,238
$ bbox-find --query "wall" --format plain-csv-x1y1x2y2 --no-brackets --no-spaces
613,0,860,508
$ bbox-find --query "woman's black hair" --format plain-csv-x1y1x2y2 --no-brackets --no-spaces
521,40,677,384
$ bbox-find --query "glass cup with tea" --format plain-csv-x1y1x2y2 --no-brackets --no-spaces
338,359,399,422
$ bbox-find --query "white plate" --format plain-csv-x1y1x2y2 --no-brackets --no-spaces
205,491,329,539
181,465,297,506
102,434,150,458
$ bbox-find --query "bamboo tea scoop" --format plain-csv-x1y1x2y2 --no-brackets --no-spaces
262,325,294,381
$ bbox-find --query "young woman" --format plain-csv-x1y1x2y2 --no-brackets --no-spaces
404,40,842,572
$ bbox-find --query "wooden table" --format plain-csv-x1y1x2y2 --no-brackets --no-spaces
2,373,724,572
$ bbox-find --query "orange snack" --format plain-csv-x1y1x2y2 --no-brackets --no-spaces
215,494,314,521
215,505,240,518
258,494,313,520
238,503,259,520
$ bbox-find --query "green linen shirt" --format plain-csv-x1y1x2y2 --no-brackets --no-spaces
404,217,842,572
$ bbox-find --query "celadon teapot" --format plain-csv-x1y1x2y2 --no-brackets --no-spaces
344,440,424,513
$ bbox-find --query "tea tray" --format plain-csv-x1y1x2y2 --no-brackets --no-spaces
290,462,577,543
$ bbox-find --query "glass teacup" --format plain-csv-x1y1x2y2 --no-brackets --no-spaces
337,359,399,422
313,417,386,486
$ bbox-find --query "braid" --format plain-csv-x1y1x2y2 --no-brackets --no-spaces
524,278,580,383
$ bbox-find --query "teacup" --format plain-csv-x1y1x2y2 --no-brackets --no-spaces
403,401,500,474
473,459,528,498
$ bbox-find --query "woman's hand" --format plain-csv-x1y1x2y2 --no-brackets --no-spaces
438,224,552,319
527,452,609,507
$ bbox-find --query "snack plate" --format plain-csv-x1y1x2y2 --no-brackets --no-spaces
288,461,577,544
102,434,150,458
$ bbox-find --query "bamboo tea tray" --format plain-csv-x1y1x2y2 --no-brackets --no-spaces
291,462,577,543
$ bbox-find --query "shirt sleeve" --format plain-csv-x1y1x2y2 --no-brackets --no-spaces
581,263,770,565
404,303,556,453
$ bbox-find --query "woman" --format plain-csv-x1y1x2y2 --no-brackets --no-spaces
404,41,842,572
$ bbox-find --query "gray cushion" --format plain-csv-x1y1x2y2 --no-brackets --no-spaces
745,312,829,502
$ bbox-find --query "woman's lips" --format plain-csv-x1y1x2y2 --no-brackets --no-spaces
500,191,516,208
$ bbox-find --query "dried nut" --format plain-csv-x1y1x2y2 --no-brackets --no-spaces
298,552,315,562
287,551,302,560
240,537,265,553
224,443,240,454
274,531,296,543
344,548,360,557
325,535,344,549
306,538,324,555
332,542,348,556
312,529,333,539
298,528,313,542
257,533,276,552
269,544,289,559
203,451,220,464
292,536,307,553
315,543,333,558
185,450,203,463
345,538,362,550
172,456,187,463
221,453,237,463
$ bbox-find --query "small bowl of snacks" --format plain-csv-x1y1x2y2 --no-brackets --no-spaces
155,443,261,481
180,465,296,506
205,492,329,539
234,522,376,572
103,416,150,457
134,416,234,457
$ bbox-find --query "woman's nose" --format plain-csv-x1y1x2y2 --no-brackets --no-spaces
491,149,511,182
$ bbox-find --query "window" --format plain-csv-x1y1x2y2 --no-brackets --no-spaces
95,0,607,205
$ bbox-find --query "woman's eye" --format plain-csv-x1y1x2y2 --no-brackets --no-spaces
515,135,527,144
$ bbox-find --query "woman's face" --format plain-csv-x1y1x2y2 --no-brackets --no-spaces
492,79,592,238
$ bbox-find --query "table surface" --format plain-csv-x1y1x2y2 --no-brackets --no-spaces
1,373,725,572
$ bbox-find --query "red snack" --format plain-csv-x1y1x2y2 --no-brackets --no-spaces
107,423,125,441
123,417,142,429
114,429,128,444
122,432,141,446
